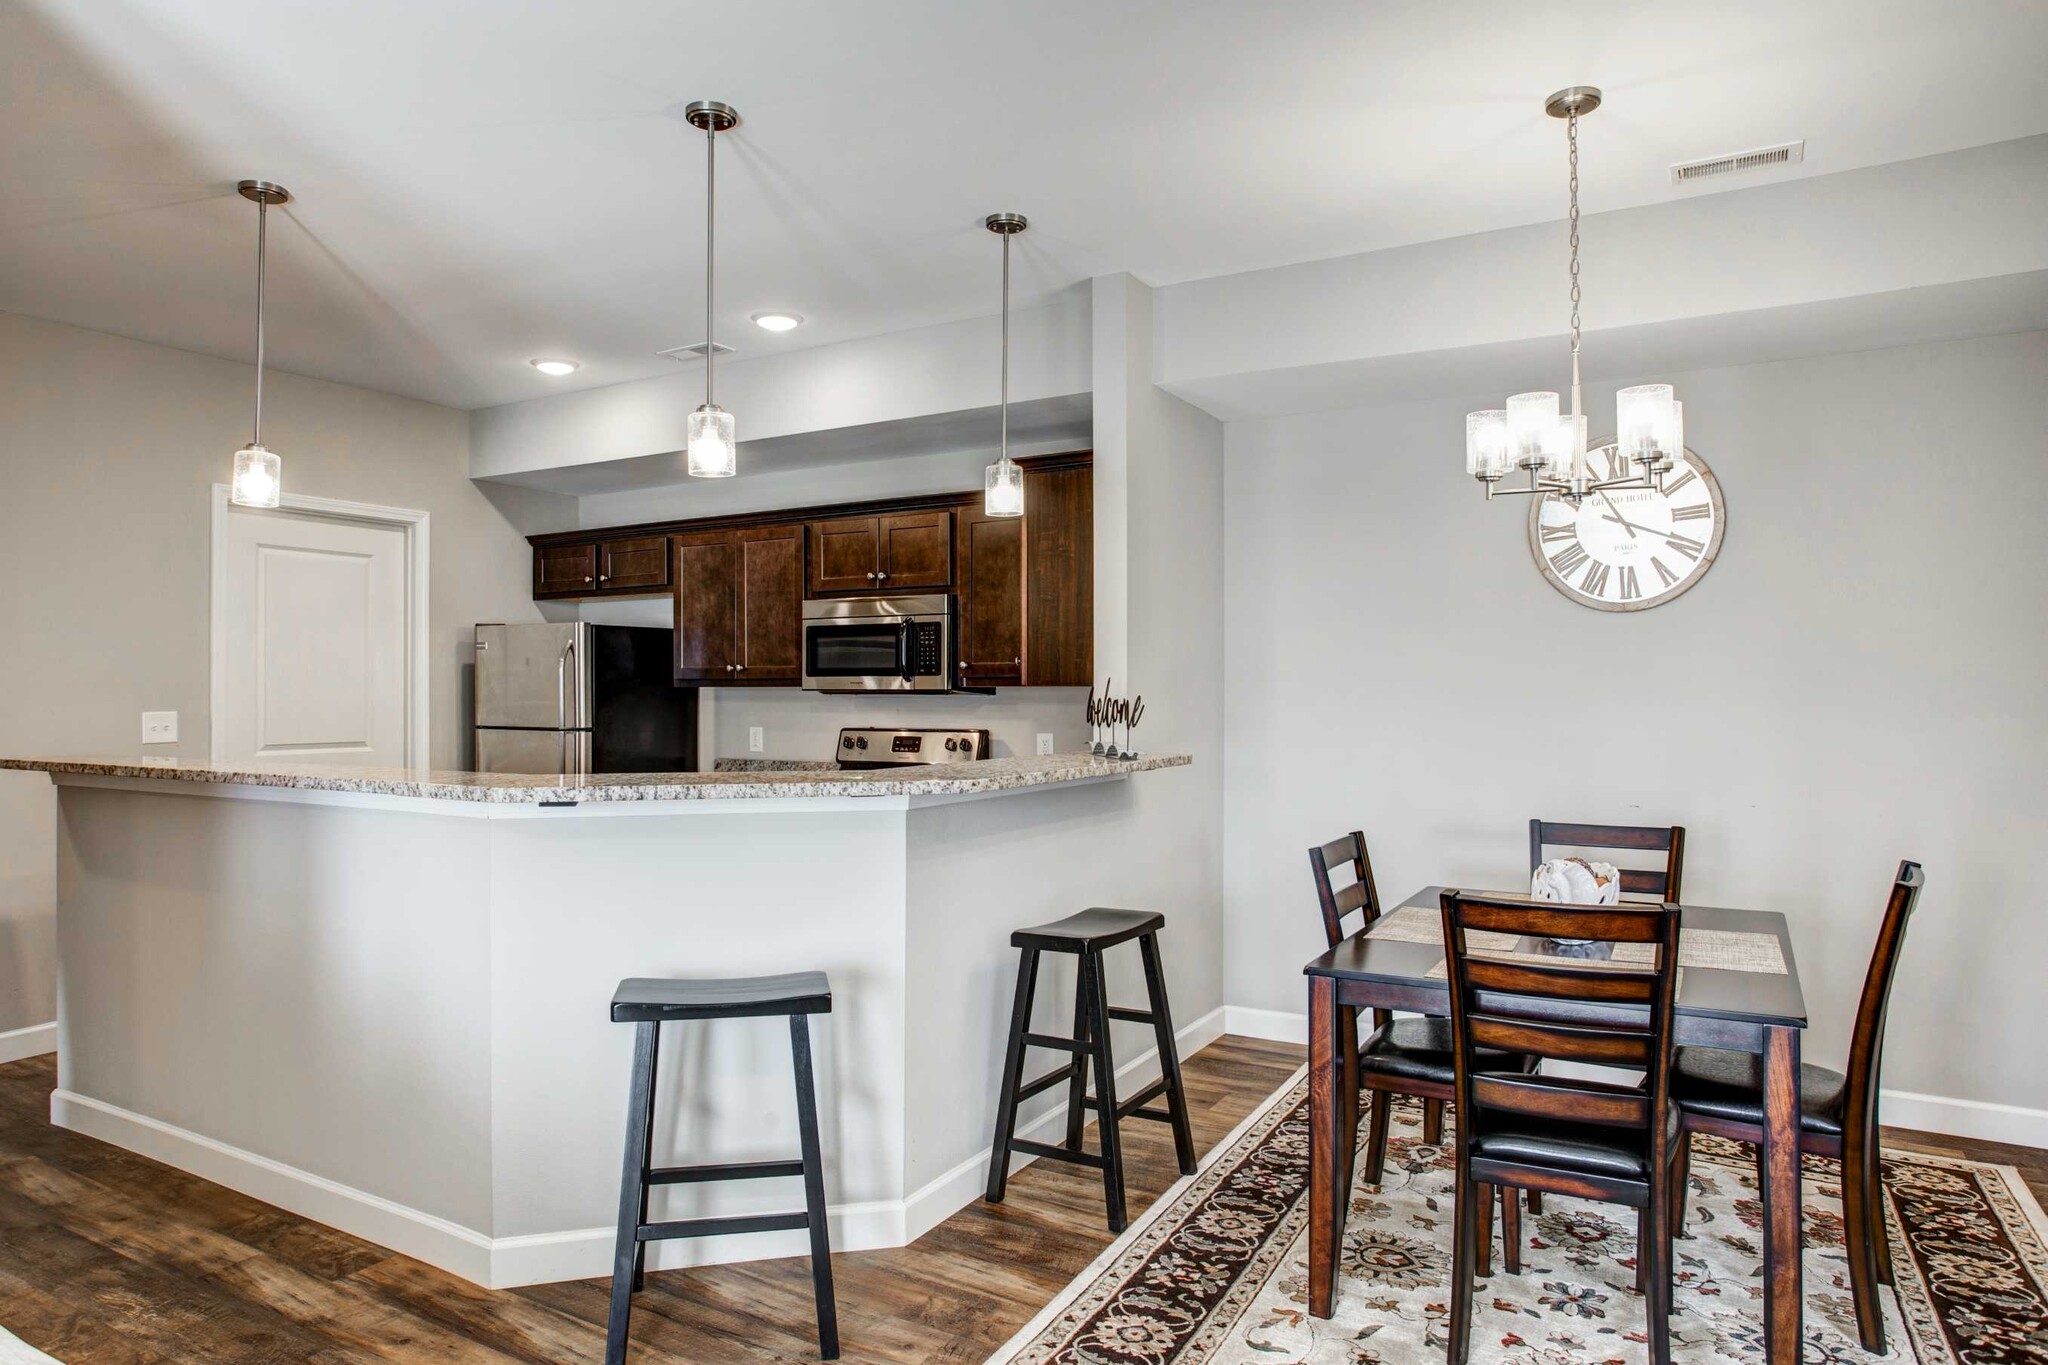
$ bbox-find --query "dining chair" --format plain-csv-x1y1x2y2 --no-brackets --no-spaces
1440,891,1685,1365
1529,819,1687,901
1670,860,1924,1354
1309,833,1537,1183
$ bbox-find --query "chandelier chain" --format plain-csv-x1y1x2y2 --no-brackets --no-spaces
1567,110,1581,368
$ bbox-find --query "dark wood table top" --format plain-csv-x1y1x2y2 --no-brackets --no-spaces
1304,885,1808,1030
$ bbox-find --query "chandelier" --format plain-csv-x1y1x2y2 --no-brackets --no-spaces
1465,88,1686,506
685,99,739,478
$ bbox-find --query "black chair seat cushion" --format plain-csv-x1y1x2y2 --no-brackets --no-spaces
1468,1111,1658,1181
1357,1016,1534,1085
1011,907,1165,952
1671,1046,1847,1136
612,971,832,1022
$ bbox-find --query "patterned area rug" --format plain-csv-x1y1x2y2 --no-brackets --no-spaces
987,1069,2048,1365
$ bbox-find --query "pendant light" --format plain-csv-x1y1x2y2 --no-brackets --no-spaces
229,179,291,508
983,212,1027,518
685,100,739,478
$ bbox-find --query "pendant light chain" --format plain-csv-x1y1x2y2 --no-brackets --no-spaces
253,196,268,448
1566,108,1581,409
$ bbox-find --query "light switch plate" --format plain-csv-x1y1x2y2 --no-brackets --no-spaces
1036,733,1055,755
141,711,178,745
748,726,764,753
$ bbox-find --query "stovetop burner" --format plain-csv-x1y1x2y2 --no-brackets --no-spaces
835,727,990,769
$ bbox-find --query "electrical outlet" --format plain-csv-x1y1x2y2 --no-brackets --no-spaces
141,711,178,745
748,726,765,753
1036,733,1055,756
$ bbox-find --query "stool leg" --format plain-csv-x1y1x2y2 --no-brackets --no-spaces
985,946,1041,1204
789,1013,840,1361
1064,954,1093,1153
631,1020,661,1293
1138,932,1196,1176
1086,949,1128,1232
604,1021,658,1365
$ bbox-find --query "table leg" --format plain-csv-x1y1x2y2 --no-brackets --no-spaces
1759,1024,1803,1365
1308,975,1342,1318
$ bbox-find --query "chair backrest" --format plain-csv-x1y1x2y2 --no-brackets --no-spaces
1308,831,1382,948
1440,890,1682,1156
1842,861,1925,1145
1530,819,1688,901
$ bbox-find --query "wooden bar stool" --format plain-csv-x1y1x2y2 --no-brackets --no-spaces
984,908,1196,1232
605,972,838,1363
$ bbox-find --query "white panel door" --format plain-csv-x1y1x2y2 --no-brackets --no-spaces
220,506,410,766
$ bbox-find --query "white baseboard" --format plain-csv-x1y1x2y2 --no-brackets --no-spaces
0,1022,56,1065
1215,1005,2048,1153
50,1003,1232,1291
1880,1089,2048,1151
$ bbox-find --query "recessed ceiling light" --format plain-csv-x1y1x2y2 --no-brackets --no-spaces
530,359,579,376
751,312,803,333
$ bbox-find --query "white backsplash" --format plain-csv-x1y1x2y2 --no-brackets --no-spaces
706,687,1092,764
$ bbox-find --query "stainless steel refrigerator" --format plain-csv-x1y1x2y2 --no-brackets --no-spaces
473,623,698,775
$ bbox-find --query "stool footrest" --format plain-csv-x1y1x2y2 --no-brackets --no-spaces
637,1211,812,1243
1022,1032,1086,1053
1081,1076,1170,1122
1132,1106,1176,1123
1013,1064,1078,1102
1011,1138,1106,1169
1105,1006,1156,1024
646,1159,805,1186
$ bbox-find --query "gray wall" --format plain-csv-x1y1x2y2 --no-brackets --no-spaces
1221,330,2048,1113
0,310,569,1034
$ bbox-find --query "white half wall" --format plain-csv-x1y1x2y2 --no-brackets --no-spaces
1221,330,2048,1123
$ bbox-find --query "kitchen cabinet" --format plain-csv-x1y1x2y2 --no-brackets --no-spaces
672,525,802,685
954,509,1024,687
1023,462,1093,686
535,542,598,597
598,536,669,592
806,510,953,596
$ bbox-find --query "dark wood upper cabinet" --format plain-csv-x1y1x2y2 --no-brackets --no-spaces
735,525,803,682
535,542,598,597
807,510,954,595
1023,462,1093,686
955,510,1025,687
672,532,738,682
808,517,881,594
599,536,670,592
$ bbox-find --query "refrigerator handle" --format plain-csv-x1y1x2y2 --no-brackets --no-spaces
557,638,576,732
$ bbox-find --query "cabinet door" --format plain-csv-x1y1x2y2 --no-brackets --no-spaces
808,517,879,595
1023,465,1093,685
736,524,803,683
535,542,598,597
599,536,670,592
672,533,737,682
876,510,953,590
955,511,1024,687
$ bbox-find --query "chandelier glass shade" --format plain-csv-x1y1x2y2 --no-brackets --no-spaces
1465,88,1687,505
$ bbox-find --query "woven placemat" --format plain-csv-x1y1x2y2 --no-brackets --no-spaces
1370,901,1786,975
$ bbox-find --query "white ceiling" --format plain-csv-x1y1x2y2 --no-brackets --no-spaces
6,0,2045,411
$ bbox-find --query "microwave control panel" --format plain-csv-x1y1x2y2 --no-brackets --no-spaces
910,622,944,677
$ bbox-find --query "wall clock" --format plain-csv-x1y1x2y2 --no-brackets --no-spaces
1526,445,1725,611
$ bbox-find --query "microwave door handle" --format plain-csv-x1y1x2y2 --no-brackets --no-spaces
898,619,915,682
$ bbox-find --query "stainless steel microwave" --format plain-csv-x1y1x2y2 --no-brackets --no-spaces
801,594,955,692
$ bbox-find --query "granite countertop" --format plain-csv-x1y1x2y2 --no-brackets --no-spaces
0,753,1191,804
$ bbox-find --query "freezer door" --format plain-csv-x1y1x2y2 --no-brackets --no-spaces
474,727,592,776
474,623,592,729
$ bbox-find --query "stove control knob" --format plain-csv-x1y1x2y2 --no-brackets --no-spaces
944,738,958,751
855,737,868,750
842,736,855,749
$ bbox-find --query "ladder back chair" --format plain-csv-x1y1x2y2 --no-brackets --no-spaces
1529,820,1687,902
1671,860,1925,1354
1440,892,1686,1365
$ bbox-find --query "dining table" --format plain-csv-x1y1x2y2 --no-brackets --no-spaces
1304,885,1809,1365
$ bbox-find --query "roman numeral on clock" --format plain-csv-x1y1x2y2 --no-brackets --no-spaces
1663,469,1697,498
1539,521,1576,543
1665,532,1705,561
1651,556,1678,588
1580,561,1611,597
1670,502,1711,522
1618,565,1640,601
1550,543,1590,577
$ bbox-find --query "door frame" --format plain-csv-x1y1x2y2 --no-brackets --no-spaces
209,485,431,767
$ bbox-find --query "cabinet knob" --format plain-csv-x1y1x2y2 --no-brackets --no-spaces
878,571,889,582
736,663,746,671
867,570,877,581
584,575,594,584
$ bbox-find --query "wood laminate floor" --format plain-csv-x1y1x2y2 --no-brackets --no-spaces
0,1039,2039,1364
0,1037,1304,1364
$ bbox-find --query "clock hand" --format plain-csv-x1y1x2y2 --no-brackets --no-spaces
1595,489,1637,540
1601,510,1663,538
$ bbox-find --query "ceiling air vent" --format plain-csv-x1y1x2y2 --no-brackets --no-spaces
657,341,735,362
1670,139,1805,185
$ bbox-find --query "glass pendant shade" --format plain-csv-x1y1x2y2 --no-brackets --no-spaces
1540,413,1586,482
687,404,737,478
229,443,282,508
984,457,1024,518
1617,383,1674,468
1506,391,1560,467
1465,410,1511,479
1660,400,1685,468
